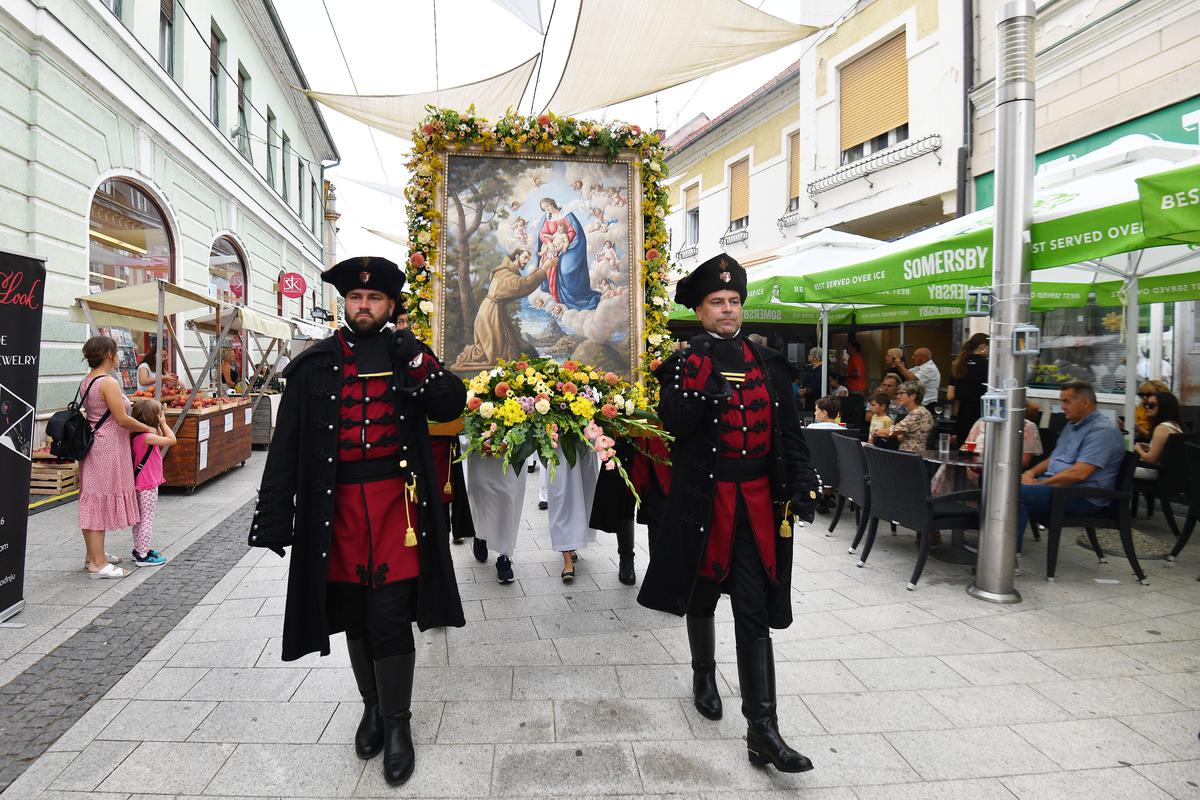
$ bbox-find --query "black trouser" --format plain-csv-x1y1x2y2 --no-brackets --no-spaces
327,579,417,658
689,496,770,649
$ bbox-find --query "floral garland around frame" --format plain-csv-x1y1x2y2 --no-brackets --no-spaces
403,108,674,400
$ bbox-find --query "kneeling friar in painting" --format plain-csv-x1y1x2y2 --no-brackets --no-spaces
248,256,466,786
638,253,819,773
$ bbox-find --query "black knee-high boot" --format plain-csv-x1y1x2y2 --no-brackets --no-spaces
738,637,813,772
375,651,417,785
346,637,383,759
686,614,722,720
616,518,636,585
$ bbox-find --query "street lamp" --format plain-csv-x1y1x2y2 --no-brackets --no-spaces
969,0,1037,606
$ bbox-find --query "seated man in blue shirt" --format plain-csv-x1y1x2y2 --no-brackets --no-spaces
1017,380,1125,558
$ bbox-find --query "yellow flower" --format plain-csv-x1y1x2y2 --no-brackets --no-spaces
569,397,595,420
574,371,588,383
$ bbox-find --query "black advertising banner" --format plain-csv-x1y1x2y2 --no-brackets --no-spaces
0,250,45,622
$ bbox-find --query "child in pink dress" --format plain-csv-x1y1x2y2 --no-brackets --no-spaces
128,398,177,565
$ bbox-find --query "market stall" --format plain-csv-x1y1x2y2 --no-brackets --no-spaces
68,279,257,489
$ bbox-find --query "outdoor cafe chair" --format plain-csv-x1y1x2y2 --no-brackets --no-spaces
1132,431,1200,532
1033,451,1147,584
831,433,870,545
859,446,981,590
802,427,840,520
1165,442,1200,569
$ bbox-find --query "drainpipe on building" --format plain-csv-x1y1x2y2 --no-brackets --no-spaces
969,0,1036,606
955,0,975,218
322,177,341,321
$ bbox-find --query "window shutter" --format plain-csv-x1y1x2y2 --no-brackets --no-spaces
210,32,219,73
788,132,801,201
160,0,173,22
729,158,749,222
839,32,908,152
684,184,698,212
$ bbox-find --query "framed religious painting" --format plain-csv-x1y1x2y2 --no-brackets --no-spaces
433,151,644,380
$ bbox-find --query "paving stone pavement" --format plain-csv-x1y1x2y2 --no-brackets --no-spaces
3,457,1199,799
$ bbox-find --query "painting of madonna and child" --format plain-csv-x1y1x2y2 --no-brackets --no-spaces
437,153,642,380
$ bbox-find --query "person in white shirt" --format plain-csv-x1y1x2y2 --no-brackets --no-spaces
807,396,846,429
895,347,941,412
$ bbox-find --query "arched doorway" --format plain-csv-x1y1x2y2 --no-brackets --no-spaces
209,235,249,389
88,178,174,392
208,235,248,306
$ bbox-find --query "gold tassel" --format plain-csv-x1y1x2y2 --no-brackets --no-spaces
779,501,793,539
404,475,418,547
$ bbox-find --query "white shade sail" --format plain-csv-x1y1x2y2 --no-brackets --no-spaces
545,0,820,115
365,228,411,247
491,0,543,33
69,281,215,334
307,56,539,140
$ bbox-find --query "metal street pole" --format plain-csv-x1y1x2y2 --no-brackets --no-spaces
968,0,1036,605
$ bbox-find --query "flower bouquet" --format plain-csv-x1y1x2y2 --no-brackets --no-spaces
461,356,670,500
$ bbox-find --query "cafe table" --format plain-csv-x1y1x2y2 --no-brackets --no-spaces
921,449,983,564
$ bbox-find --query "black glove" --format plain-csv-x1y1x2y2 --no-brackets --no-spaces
390,327,423,366
790,490,818,524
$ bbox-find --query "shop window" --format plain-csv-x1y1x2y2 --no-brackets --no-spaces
158,0,175,75
89,179,173,293
1028,303,1175,394
684,184,699,245
276,270,284,316
208,236,247,306
728,157,749,230
89,179,174,388
839,32,908,164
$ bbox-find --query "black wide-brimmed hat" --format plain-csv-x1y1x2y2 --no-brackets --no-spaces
321,256,406,301
674,253,747,309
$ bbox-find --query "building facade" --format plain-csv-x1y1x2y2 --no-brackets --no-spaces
1,0,338,412
969,0,1200,405
664,0,967,385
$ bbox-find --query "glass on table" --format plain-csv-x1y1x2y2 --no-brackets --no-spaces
938,433,951,457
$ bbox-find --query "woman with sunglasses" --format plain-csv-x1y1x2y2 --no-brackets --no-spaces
875,381,933,453
1134,380,1170,442
1133,390,1184,480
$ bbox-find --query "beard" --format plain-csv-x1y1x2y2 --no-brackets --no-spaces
346,308,389,336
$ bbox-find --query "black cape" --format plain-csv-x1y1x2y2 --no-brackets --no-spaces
637,336,819,628
248,328,467,661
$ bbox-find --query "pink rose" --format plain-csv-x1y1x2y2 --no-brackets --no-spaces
467,397,482,411
495,382,510,398
649,358,662,370
409,252,425,268
562,360,580,372
515,360,528,371
562,382,577,395
603,372,619,386
601,403,618,419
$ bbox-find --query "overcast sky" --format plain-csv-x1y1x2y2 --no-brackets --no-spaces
273,0,842,268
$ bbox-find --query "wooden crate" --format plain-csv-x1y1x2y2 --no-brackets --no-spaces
163,400,254,489
29,458,78,496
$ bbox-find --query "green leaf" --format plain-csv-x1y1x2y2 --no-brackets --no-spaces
561,439,578,469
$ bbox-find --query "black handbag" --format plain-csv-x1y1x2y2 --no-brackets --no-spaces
46,376,111,460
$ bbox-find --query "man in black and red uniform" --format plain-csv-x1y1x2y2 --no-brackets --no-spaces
249,257,465,786
638,253,818,774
